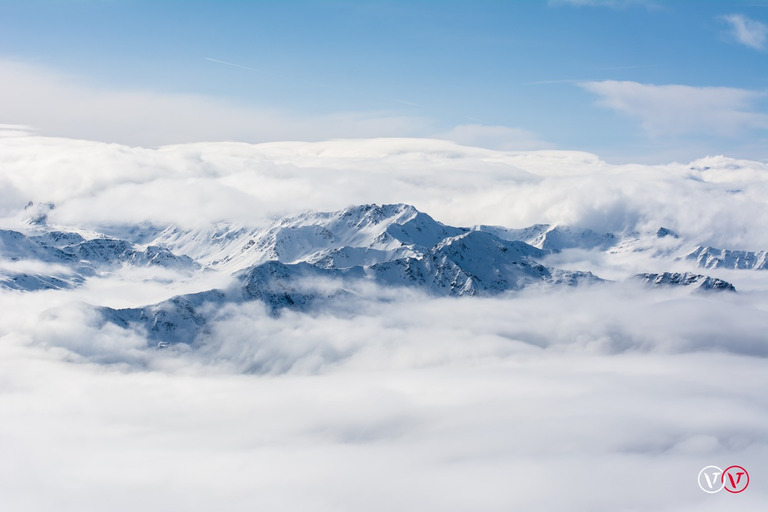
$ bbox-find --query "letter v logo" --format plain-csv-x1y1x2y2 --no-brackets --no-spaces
698,466,724,493
723,466,749,493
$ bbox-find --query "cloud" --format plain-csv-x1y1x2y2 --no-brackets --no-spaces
581,80,768,137
3,136,768,249
0,59,552,159
0,123,34,138
1,282,768,511
437,124,554,151
1,134,768,510
721,14,768,50
0,59,432,146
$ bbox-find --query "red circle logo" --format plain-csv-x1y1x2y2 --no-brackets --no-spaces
722,465,750,493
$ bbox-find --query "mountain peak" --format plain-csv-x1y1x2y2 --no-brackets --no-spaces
635,272,735,292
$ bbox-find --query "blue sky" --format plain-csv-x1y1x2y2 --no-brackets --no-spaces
1,0,767,162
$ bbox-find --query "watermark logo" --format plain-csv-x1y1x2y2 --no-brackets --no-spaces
698,465,749,494
722,465,749,493
698,466,724,493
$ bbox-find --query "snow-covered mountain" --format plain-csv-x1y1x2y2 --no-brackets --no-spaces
607,228,768,272
101,216,602,345
150,203,464,273
3,202,755,346
476,223,617,252
0,225,199,290
634,272,736,291
685,246,768,270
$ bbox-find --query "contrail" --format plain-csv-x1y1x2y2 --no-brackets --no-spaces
394,98,421,107
204,57,261,73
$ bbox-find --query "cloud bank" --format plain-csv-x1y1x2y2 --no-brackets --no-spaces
1,135,767,511
1,284,767,511
3,136,768,248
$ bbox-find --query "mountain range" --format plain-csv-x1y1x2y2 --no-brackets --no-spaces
1,202,756,346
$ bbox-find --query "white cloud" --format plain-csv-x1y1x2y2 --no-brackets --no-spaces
0,123,34,138
437,124,554,151
1,284,767,511
0,59,553,161
1,135,768,510
721,14,768,50
3,136,768,248
0,59,432,146
581,80,768,137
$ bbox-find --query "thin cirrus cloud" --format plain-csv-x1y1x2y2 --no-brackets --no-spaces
0,59,433,146
721,13,768,50
580,80,768,137
0,58,548,154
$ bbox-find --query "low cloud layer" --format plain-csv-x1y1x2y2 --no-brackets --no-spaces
3,136,768,248
1,282,767,511
1,135,767,511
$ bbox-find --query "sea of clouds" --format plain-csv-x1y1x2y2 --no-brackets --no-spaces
2,135,768,246
1,134,766,511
